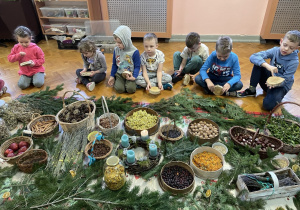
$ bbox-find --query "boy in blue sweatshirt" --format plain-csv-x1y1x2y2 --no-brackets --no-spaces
194,36,243,96
107,25,141,93
238,30,300,111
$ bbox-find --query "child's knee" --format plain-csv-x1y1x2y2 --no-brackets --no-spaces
195,75,204,86
126,86,136,94
18,82,30,90
173,51,181,59
263,99,276,111
191,56,203,65
33,81,44,88
114,85,126,93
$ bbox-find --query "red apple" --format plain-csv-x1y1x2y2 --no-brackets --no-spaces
7,153,15,157
4,149,14,157
9,143,19,151
18,146,28,153
18,141,29,148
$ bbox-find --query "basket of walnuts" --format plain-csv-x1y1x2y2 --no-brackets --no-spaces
187,118,219,145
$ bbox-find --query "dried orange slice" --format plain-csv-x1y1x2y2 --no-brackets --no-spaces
2,192,10,199
292,164,299,172
69,170,76,178
205,189,211,198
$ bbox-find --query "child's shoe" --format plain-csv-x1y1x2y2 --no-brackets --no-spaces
86,82,95,92
225,91,237,97
163,83,173,90
171,73,184,83
237,88,256,98
75,77,82,84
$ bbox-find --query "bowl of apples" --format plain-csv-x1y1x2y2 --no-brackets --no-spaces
0,135,33,164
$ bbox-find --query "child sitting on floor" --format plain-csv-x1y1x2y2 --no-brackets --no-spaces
75,39,107,92
136,33,172,90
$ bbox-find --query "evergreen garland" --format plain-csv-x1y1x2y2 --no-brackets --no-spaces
1,87,299,209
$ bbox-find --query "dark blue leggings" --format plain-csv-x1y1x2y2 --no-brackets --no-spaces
249,65,288,111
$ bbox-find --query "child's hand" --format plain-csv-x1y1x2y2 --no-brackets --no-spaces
80,69,87,75
89,71,96,77
190,74,195,83
126,74,135,81
158,83,163,90
146,83,152,90
175,69,182,76
269,66,278,76
223,83,230,92
206,80,215,92
20,52,26,56
29,60,34,67
108,76,115,86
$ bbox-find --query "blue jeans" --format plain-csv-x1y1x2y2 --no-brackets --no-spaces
195,72,243,94
249,65,288,111
18,73,44,89
76,69,106,86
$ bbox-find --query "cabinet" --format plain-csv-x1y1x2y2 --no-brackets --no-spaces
33,0,101,36
260,0,300,40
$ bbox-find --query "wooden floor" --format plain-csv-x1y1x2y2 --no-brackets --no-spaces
0,39,300,116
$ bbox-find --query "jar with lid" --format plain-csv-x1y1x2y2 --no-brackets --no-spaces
104,156,125,190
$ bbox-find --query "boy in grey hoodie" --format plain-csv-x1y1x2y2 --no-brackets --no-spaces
238,30,300,111
107,25,141,93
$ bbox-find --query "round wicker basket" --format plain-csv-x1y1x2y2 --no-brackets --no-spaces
84,139,113,160
159,161,195,194
27,114,58,138
124,107,160,136
17,149,48,173
0,135,33,164
187,118,219,145
56,91,96,133
158,123,184,142
96,96,120,135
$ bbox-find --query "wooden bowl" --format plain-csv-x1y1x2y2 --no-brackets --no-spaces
187,118,219,145
122,70,132,78
213,85,223,96
266,76,285,87
149,87,161,95
159,161,195,194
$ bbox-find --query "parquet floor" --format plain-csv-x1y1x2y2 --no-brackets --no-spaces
0,39,300,116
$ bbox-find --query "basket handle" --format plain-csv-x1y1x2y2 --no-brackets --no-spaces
266,101,300,123
31,113,41,120
101,96,113,129
62,91,91,114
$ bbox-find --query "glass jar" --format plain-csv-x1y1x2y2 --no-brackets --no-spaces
104,156,125,190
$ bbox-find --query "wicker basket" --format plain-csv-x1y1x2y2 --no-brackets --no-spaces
264,102,300,154
229,126,283,159
158,121,184,142
84,139,113,160
159,161,195,195
17,149,48,173
187,118,219,145
0,135,33,164
96,96,120,135
56,91,96,133
27,114,58,138
124,107,160,136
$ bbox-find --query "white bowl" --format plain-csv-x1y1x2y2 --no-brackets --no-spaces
190,146,224,180
271,155,289,169
212,142,228,155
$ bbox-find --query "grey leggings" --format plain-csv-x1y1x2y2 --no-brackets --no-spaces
18,73,45,89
